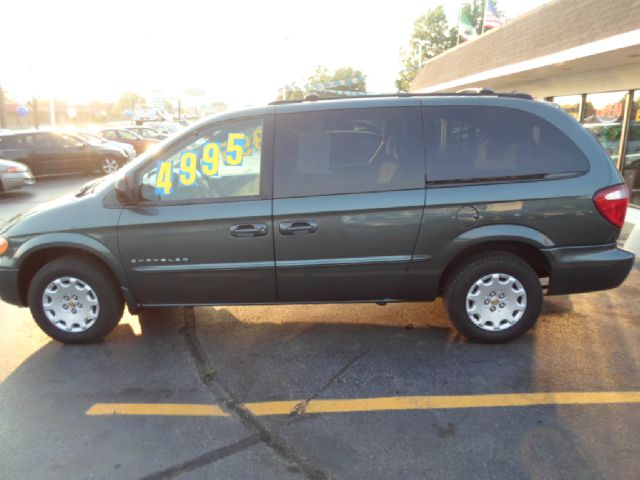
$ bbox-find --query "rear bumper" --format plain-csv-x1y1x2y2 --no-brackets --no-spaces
1,172,36,191
0,268,22,306
543,244,635,295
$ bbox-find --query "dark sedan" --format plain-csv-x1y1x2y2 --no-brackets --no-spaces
97,128,159,155
0,131,128,176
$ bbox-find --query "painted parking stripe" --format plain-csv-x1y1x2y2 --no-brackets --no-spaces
87,391,640,417
87,403,229,416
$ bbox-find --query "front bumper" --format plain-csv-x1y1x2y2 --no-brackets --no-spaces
0,268,22,306
543,244,635,295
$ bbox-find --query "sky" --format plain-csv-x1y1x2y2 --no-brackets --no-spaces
1,0,549,110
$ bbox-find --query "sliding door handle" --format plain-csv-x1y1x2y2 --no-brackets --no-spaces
279,220,319,235
230,223,268,238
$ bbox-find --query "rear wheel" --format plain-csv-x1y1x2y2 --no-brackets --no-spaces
443,252,542,343
28,255,124,343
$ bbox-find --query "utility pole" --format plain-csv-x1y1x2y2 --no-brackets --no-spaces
49,98,56,127
0,83,6,128
29,97,39,129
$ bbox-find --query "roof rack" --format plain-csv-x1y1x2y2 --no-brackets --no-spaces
269,90,534,105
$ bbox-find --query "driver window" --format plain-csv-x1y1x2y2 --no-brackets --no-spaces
139,117,263,203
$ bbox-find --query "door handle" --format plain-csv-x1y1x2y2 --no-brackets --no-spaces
230,223,268,238
279,220,319,235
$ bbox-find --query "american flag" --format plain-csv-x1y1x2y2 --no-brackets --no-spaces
483,0,504,30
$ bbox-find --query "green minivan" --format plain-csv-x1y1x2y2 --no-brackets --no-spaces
0,93,634,343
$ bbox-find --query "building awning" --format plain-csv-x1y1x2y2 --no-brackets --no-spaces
411,0,640,98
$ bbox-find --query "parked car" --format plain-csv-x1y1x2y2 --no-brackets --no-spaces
96,128,159,155
0,130,129,176
74,131,137,161
0,92,634,344
0,159,35,192
125,126,167,141
142,122,184,137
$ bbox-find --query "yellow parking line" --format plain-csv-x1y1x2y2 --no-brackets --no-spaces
87,391,640,417
87,403,229,417
244,391,640,415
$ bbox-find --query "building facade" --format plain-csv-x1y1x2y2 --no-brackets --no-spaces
411,0,640,211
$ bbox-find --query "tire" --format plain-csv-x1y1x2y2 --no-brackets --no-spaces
99,156,120,175
28,255,124,343
443,252,542,343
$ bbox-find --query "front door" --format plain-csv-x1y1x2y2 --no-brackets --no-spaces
272,102,426,301
118,114,275,305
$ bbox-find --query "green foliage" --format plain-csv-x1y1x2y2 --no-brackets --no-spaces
277,66,367,100
395,1,488,92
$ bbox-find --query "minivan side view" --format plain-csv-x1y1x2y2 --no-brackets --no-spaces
0,93,634,344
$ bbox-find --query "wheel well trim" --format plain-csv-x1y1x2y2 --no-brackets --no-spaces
14,233,137,310
427,225,554,295
451,224,555,249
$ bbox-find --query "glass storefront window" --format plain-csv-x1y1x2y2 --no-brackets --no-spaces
622,91,640,206
581,91,627,162
553,95,581,120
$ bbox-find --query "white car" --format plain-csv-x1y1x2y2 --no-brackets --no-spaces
0,159,35,193
75,131,137,161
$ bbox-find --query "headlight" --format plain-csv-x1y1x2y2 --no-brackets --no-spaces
6,166,27,173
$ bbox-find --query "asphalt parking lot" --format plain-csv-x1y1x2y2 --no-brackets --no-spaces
1,176,639,480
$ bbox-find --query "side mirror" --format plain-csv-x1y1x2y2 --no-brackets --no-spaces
114,175,131,203
139,183,160,202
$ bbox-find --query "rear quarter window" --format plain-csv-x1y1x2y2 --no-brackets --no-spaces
423,105,589,183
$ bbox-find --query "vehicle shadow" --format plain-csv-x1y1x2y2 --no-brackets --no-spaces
1,276,638,479
0,189,36,200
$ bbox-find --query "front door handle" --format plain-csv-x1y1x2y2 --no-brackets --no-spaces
230,223,268,238
279,220,319,235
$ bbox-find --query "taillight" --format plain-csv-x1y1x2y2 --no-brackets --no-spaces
593,184,629,228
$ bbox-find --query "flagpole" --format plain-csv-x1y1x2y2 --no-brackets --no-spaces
480,0,487,33
456,1,462,45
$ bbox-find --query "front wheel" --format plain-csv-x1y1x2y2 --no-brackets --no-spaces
28,256,124,343
100,156,120,175
443,252,542,343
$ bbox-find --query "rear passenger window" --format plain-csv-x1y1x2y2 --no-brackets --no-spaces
423,106,589,183
274,107,424,198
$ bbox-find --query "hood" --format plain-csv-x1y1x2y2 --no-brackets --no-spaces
92,144,127,157
0,177,111,237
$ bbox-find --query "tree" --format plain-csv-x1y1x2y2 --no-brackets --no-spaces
277,66,367,100
278,83,304,101
395,1,488,92
108,92,147,119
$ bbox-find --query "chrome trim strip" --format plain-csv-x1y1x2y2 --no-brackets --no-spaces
133,254,420,273
133,261,274,273
276,255,412,268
